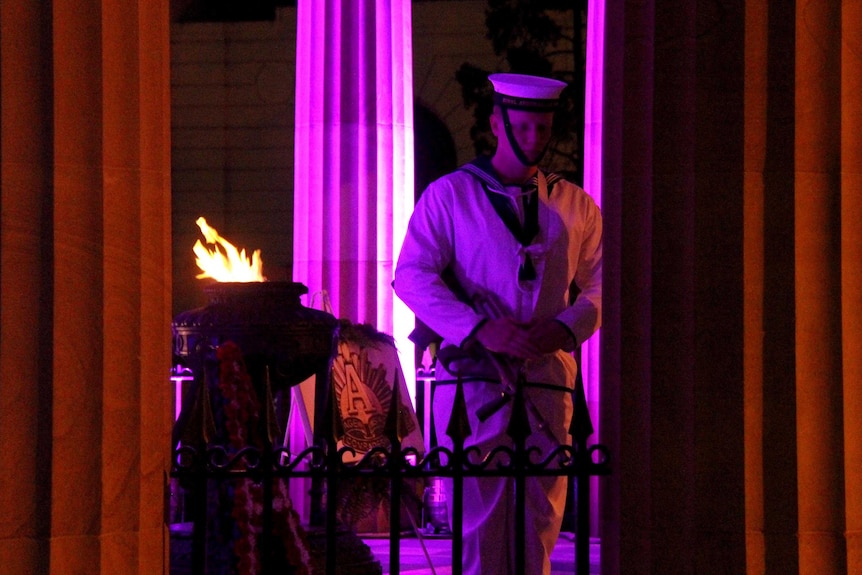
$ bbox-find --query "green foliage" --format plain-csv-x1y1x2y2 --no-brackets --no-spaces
485,0,566,65
457,0,587,183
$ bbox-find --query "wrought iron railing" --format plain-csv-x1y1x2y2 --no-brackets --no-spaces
171,362,610,575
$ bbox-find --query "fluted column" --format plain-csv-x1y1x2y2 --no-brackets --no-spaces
795,2,845,573
650,0,698,569
744,1,800,574
292,0,414,342
602,2,859,574
0,1,54,572
601,0,656,572
842,1,862,571
596,0,626,570
602,2,747,573
743,4,767,572
50,0,107,566
0,1,172,573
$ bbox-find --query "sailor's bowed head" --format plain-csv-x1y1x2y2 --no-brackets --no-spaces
488,73,568,112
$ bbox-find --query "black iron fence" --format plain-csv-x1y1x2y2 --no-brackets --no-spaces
171,361,610,575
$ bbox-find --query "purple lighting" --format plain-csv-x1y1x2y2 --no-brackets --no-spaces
584,0,605,535
292,3,602,420
583,0,604,427
292,0,416,398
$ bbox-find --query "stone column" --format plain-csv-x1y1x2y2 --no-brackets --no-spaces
649,0,698,569
596,0,625,568
744,2,800,574
0,2,54,572
743,4,767,572
601,1,748,573
599,0,655,572
603,2,860,574
292,0,414,342
289,0,414,520
843,3,862,571
0,1,172,573
794,2,845,573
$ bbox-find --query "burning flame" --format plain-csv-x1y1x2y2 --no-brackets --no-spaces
193,217,265,282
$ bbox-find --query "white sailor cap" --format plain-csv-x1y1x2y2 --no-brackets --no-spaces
488,73,568,112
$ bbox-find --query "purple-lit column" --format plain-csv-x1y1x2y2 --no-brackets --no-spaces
583,0,606,539
292,0,415,394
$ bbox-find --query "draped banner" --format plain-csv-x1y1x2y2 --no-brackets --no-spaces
330,322,425,532
332,323,424,459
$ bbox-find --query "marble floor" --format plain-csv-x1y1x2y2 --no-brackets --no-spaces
169,523,600,574
362,532,600,575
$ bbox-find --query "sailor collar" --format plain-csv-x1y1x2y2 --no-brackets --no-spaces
459,155,562,197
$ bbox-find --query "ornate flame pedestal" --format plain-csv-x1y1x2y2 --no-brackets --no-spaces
172,281,336,389
170,281,381,575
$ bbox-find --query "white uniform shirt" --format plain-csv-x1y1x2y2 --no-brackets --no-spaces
394,159,602,379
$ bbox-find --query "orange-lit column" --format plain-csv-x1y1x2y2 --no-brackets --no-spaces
744,3,801,574
842,1,862,571
795,2,845,574
0,1,172,573
743,3,767,572
138,0,173,568
0,1,54,573
50,0,106,568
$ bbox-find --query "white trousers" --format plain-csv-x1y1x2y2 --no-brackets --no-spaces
432,379,573,575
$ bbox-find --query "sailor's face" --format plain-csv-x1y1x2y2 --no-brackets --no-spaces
492,108,555,165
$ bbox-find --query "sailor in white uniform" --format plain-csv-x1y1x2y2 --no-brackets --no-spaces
394,72,602,575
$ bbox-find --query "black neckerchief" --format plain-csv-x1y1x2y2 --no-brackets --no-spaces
460,156,542,281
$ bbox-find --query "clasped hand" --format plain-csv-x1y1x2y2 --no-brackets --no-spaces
474,317,569,360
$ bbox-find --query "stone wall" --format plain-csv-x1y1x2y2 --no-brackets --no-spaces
171,9,297,314
169,2,499,315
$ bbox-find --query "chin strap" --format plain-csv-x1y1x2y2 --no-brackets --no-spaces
500,106,551,167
